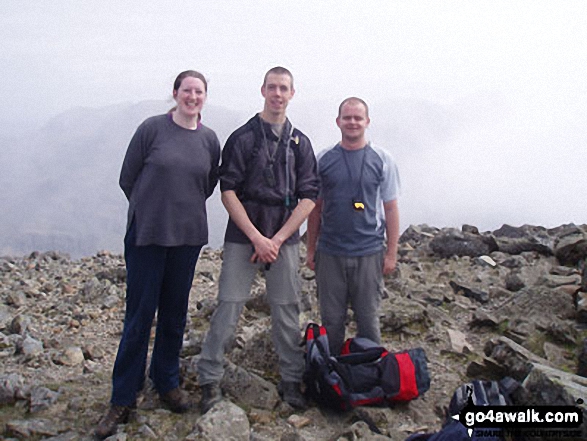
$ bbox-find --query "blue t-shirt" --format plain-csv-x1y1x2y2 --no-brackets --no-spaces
316,143,400,256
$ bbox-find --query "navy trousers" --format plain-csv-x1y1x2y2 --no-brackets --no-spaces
111,223,201,406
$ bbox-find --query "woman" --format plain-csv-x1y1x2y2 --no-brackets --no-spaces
96,70,221,439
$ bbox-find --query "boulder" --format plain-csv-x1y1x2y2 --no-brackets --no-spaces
430,229,498,258
221,362,280,411
189,400,249,441
554,227,587,266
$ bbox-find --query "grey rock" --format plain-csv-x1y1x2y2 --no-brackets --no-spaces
554,228,587,266
137,424,158,439
542,341,569,367
334,421,391,440
195,259,218,282
462,224,479,234
494,236,553,256
541,321,578,346
380,298,430,333
20,335,44,356
491,224,555,255
8,315,30,335
5,290,27,307
0,304,12,329
352,407,396,437
221,362,280,411
82,343,105,360
574,290,587,323
29,386,60,413
95,267,126,284
446,329,471,353
42,432,81,440
449,281,489,303
194,297,217,319
53,346,85,366
468,311,500,330
246,293,271,315
80,277,106,300
492,224,529,238
0,373,26,405
102,294,121,309
550,265,580,276
475,255,496,267
0,331,11,350
104,434,127,440
5,418,60,438
578,338,587,377
189,400,250,441
398,224,438,246
2,224,587,439
542,273,581,288
522,364,587,432
504,271,525,292
498,255,526,269
229,317,279,376
430,229,498,258
483,337,552,381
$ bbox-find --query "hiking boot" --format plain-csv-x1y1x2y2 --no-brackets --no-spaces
199,382,222,414
94,405,131,439
278,381,307,410
160,387,192,413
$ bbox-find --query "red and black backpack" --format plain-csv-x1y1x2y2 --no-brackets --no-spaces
303,323,430,411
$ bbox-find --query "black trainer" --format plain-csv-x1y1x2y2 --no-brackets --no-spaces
278,381,307,410
199,382,222,414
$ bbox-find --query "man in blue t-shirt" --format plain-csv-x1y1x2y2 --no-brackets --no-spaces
306,97,401,355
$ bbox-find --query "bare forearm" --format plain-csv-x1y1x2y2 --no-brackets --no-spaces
273,198,316,246
306,199,323,253
221,190,264,243
384,199,400,258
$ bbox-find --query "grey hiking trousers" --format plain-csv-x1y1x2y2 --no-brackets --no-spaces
315,250,384,355
198,242,304,385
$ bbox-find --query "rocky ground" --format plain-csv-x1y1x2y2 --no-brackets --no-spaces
1,223,587,440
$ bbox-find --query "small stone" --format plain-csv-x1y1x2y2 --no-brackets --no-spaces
21,336,44,357
447,329,471,353
137,424,158,439
505,272,525,292
8,315,31,335
476,255,497,268
54,346,85,366
83,344,105,360
6,291,27,307
287,414,311,429
102,295,121,309
29,386,60,413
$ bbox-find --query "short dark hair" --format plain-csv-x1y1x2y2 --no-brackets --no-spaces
173,70,208,92
263,66,294,89
338,97,369,118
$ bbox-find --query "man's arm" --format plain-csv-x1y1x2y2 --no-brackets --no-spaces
383,199,400,275
272,198,316,247
221,190,279,263
305,198,323,270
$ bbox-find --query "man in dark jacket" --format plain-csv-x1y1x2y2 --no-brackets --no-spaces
198,67,319,413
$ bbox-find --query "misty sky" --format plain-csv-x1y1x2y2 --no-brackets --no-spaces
1,0,586,232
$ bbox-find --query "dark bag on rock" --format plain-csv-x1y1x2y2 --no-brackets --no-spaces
405,378,521,441
303,323,430,411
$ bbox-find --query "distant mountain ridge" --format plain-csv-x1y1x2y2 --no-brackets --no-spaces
3,93,577,258
0,100,240,257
